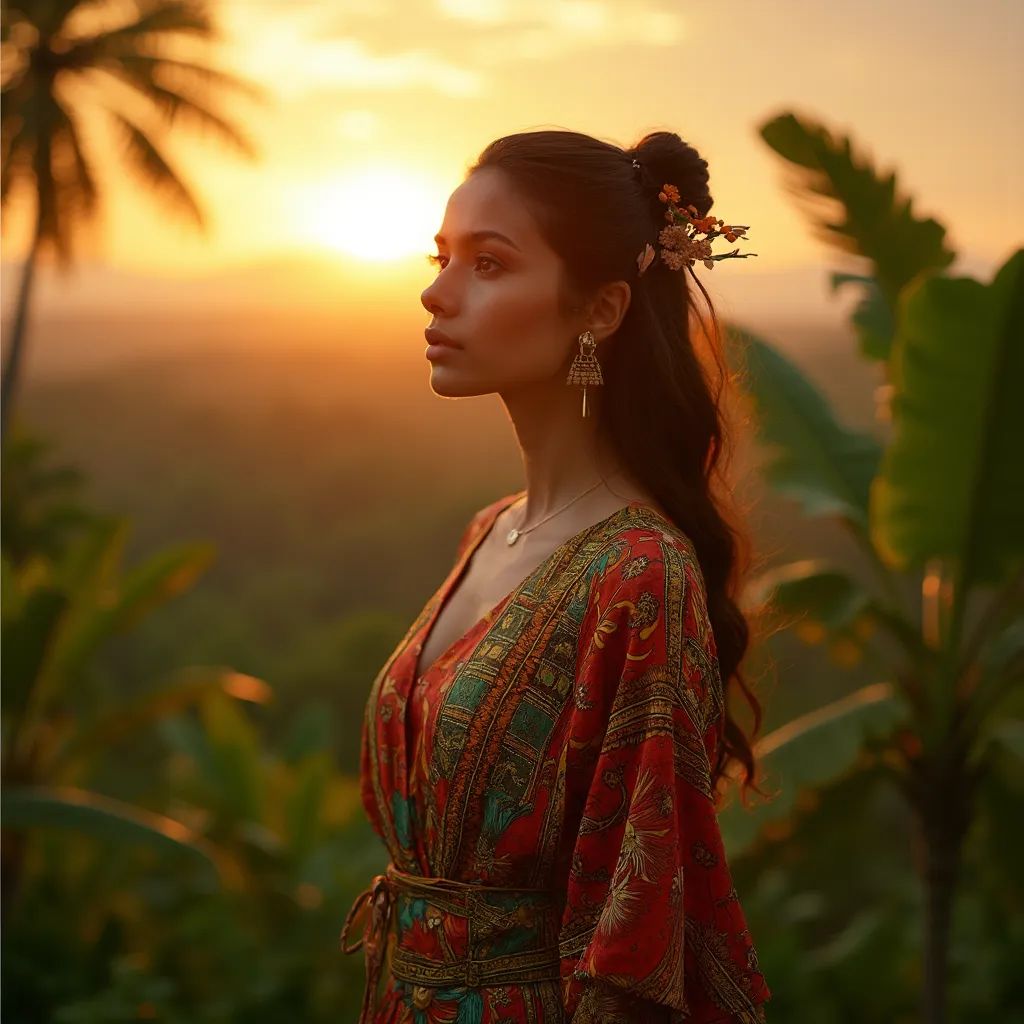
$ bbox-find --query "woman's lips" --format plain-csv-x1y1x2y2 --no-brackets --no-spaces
424,326,462,361
424,326,461,348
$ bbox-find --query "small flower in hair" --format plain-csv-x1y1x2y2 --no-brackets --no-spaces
636,242,656,274
636,180,757,276
658,183,681,205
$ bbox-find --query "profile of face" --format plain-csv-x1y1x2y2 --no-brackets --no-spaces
420,167,584,399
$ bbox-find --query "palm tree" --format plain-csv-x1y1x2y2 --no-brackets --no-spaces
0,0,270,442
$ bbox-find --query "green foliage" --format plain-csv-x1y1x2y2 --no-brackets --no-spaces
731,109,1024,1022
719,682,906,855
1,425,378,1021
0,431,101,565
733,768,923,1024
727,328,881,528
873,251,1024,583
758,111,956,333
2,785,220,879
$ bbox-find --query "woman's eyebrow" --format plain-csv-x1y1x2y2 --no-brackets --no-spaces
433,229,521,252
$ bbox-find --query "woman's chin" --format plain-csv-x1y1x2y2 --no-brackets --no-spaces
426,370,491,399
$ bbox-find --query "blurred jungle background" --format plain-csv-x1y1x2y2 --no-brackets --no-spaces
2,1,1022,1021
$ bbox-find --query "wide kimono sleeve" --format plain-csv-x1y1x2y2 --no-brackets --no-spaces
557,533,771,1023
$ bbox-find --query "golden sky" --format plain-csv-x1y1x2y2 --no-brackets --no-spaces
3,0,1022,287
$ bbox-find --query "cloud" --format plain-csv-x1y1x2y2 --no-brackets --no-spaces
436,0,686,57
219,4,483,100
216,0,685,103
435,0,512,23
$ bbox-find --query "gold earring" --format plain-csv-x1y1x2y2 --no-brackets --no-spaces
565,330,603,418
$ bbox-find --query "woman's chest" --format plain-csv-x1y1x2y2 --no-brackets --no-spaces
414,543,565,683
414,580,506,684
373,573,599,878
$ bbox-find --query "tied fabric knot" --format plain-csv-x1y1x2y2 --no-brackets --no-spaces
340,872,393,1024
340,862,563,1021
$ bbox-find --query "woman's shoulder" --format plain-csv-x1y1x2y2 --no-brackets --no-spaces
584,505,717,653
574,506,725,748
590,502,704,584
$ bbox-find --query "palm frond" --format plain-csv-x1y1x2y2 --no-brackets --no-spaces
31,134,65,262
81,49,270,105
3,0,82,38
1,94,34,206
75,0,216,47
89,64,259,158
52,100,100,218
11,95,101,268
105,107,205,231
759,111,955,311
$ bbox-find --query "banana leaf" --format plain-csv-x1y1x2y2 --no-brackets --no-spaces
872,249,1024,586
719,682,906,857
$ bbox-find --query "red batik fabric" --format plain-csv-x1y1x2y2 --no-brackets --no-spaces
355,491,771,1023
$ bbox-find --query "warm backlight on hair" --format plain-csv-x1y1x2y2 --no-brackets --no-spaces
296,167,445,262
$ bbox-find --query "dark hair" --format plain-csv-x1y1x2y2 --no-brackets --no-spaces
468,128,768,803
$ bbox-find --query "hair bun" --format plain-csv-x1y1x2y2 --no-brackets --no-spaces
631,131,712,217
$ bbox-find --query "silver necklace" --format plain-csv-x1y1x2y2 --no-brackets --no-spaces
505,479,605,546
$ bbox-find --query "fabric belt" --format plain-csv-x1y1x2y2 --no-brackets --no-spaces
340,862,563,1023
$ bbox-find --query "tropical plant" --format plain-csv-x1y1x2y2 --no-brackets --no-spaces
0,429,101,563
0,427,271,917
0,0,269,440
1,429,378,1020
717,111,1024,1024
5,676,380,1022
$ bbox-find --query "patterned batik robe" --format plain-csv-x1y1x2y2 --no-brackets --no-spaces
354,490,771,1023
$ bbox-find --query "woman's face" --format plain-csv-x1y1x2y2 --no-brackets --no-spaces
420,168,582,397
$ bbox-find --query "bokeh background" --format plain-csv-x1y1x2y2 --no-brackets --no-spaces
2,1,1022,1021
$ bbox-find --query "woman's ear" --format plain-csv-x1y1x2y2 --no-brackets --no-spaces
585,280,632,343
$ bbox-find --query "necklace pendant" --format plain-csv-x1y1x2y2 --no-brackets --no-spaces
506,528,520,545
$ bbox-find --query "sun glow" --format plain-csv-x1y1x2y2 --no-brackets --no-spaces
295,168,446,262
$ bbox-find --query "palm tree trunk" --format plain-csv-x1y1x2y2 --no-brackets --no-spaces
1,202,45,445
915,740,976,1024
921,816,961,1024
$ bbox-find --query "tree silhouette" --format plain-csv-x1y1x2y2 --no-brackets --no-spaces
0,0,271,441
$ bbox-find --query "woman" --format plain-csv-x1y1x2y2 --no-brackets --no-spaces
341,128,771,1023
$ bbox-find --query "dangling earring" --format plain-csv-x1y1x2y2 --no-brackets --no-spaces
565,329,603,418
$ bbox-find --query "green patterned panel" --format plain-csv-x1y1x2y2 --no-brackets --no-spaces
446,672,489,713
493,604,530,638
508,699,556,753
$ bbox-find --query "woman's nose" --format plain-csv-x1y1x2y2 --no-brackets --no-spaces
421,279,444,315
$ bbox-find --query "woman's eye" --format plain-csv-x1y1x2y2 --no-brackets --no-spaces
425,253,501,274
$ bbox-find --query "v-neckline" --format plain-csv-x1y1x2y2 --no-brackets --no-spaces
411,489,526,686
410,492,663,687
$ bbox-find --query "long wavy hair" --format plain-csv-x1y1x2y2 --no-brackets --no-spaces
468,128,768,802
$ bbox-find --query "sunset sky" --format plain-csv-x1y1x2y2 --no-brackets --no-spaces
2,0,1021,303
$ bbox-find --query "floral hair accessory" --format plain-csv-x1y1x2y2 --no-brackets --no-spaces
636,180,757,276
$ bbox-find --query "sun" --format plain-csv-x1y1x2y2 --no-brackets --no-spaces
296,167,445,262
